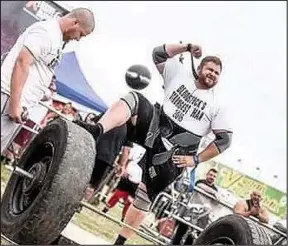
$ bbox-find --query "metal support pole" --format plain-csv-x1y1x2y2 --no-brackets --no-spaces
39,101,72,121
5,165,34,180
1,233,17,245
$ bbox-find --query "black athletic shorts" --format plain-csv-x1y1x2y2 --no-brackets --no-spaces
95,91,154,165
96,125,130,165
125,92,154,146
123,92,184,202
117,177,139,197
75,114,131,166
92,111,133,165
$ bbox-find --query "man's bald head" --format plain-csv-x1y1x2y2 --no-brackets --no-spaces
66,8,95,33
60,7,95,42
250,190,263,205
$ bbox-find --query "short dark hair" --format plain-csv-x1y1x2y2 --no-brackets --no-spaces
200,56,222,71
207,168,218,174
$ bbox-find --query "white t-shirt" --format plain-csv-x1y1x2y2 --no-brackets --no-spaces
162,57,232,137
28,101,50,125
1,19,63,112
125,143,145,184
126,161,143,184
129,143,146,164
63,114,75,121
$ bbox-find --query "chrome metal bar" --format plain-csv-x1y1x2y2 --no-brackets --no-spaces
139,225,171,244
39,101,72,121
274,236,286,245
163,210,204,233
20,124,40,134
1,89,72,123
151,189,287,238
5,165,34,180
1,233,18,245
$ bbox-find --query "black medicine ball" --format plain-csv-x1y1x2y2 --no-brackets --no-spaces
125,64,151,90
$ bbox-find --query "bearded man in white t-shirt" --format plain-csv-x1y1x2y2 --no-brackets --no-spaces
85,42,233,245
1,7,95,154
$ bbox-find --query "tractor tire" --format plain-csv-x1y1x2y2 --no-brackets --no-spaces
193,214,272,245
1,118,96,245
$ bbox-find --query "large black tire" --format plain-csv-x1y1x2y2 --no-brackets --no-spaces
1,118,96,245
193,214,272,245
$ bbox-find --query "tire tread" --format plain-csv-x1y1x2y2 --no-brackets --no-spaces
1,120,96,244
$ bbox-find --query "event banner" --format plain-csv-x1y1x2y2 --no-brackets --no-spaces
1,1,69,59
196,161,286,219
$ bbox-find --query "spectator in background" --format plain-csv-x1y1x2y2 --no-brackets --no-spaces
102,146,144,222
171,168,219,245
194,168,219,197
233,190,269,223
61,102,75,120
42,101,75,125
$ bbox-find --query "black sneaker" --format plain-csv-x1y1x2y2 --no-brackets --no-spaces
73,121,104,143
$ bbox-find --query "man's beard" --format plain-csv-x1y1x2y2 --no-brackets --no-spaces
198,72,216,89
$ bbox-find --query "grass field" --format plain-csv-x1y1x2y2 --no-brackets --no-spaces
1,164,153,245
